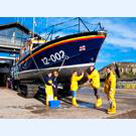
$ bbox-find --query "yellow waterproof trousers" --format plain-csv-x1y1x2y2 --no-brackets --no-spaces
105,89,116,110
45,85,54,106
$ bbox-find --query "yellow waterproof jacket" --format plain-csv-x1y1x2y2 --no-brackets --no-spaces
87,69,100,89
70,74,83,91
45,80,53,95
104,71,116,94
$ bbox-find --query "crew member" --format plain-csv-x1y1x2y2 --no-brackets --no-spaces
104,67,116,114
70,70,84,107
44,72,54,106
53,71,59,100
87,65,102,108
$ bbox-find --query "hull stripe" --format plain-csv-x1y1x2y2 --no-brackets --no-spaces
20,35,105,65
18,63,94,75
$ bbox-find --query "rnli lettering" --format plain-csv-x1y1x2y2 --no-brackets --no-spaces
41,50,65,65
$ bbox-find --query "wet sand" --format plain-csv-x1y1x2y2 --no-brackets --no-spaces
0,86,136,118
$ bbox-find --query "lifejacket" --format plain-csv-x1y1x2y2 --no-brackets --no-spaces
70,74,83,91
87,69,100,89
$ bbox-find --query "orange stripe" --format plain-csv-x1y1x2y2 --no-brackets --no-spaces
20,35,105,65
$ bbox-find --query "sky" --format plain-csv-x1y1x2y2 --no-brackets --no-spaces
0,0,136,135
1,17,136,70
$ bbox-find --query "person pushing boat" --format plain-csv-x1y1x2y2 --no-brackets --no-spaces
70,70,84,107
87,65,102,108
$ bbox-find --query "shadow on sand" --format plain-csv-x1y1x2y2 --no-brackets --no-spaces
17,91,107,114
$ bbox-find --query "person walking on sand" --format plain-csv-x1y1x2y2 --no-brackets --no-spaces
53,71,59,100
70,70,84,107
44,72,54,106
104,67,116,114
87,65,102,108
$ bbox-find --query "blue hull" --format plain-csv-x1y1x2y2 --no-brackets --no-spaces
13,31,106,82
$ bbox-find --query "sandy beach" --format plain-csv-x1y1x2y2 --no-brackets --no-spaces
0,86,136,119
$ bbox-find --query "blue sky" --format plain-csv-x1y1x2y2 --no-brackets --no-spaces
1,17,136,70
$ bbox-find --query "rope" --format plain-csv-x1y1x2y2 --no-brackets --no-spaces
30,46,69,83
53,24,78,34
30,17,70,84
30,48,46,84
46,17,78,29
44,17,100,41
58,55,69,72
54,55,69,81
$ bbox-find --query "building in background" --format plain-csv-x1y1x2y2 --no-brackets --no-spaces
0,23,32,85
